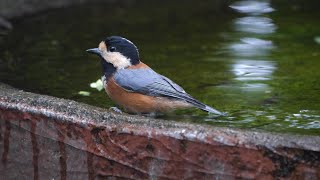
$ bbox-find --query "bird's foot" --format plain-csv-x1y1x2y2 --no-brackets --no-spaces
140,112,158,117
109,107,123,114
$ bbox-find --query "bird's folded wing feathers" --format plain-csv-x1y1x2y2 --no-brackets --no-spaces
113,68,207,109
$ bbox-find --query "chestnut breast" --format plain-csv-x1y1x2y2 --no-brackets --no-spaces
105,78,158,113
105,62,191,113
105,79,191,113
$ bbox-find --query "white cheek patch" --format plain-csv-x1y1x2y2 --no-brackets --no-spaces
101,51,132,69
98,41,107,51
98,41,132,69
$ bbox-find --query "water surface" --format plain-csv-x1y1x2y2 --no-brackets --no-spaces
0,0,319,135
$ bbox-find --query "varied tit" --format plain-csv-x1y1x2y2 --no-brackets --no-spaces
86,36,225,116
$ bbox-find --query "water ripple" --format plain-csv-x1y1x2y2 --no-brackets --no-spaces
234,16,276,34
230,0,275,15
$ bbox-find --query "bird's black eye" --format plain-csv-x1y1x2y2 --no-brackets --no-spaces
109,46,116,52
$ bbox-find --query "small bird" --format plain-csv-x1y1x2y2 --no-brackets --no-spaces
87,36,224,115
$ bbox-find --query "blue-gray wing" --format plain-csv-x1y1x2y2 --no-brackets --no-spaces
113,68,224,115
159,75,186,93
113,68,186,95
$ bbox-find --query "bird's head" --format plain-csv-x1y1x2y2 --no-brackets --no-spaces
86,36,140,69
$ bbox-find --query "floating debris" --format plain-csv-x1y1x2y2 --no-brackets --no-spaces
90,79,104,91
78,91,91,96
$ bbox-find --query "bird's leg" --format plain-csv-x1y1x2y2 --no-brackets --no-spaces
140,112,158,117
109,106,123,114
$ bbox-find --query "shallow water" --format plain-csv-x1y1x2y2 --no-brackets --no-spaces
0,0,320,135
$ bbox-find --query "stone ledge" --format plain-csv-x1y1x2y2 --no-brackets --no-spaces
0,83,319,179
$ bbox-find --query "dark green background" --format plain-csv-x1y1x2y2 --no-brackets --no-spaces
1,0,319,135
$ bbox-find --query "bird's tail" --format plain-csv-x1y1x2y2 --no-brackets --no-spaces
202,105,227,116
161,90,226,116
179,94,226,116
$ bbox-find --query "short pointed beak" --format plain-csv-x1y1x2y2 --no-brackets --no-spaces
86,48,101,55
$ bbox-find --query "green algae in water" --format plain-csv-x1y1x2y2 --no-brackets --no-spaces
0,0,320,135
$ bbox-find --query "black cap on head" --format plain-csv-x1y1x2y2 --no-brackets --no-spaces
104,36,140,65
